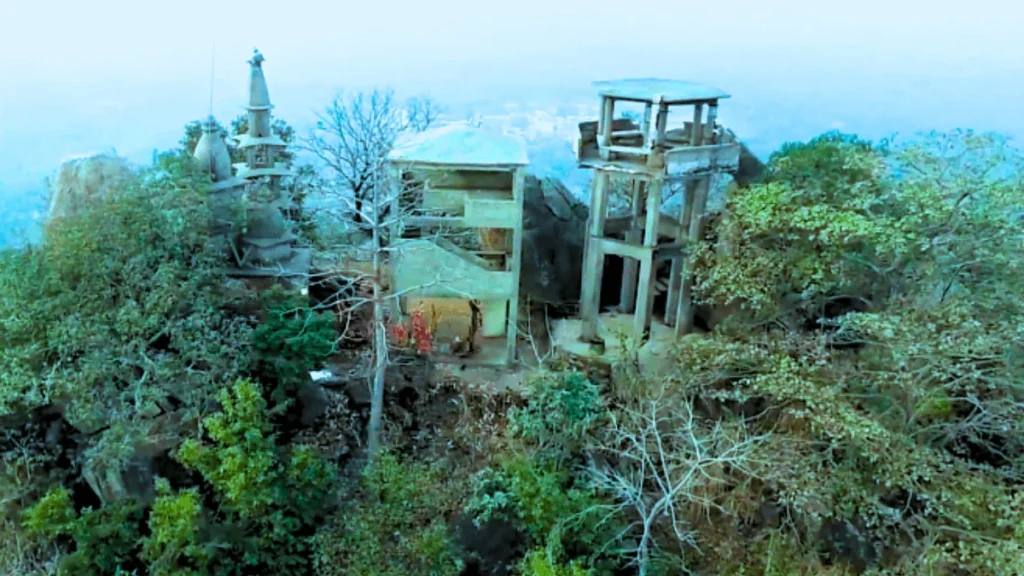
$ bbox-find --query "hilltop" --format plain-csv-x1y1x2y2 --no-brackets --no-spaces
1,71,1022,575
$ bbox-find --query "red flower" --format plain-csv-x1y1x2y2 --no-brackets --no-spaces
410,311,432,355
389,323,409,346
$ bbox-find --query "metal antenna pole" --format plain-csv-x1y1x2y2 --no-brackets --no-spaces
208,41,216,120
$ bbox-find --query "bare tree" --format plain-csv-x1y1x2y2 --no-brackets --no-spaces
302,90,496,463
303,162,423,462
586,395,772,574
301,88,438,232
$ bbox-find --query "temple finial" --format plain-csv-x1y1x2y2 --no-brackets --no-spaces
249,48,265,67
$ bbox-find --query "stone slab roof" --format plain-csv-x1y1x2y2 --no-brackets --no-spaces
388,122,529,167
592,78,730,104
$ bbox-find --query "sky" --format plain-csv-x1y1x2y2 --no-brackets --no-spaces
0,0,1022,197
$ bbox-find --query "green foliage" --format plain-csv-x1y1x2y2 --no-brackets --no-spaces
695,132,900,323
0,153,252,453
509,371,605,463
663,129,1024,573
520,548,593,576
467,455,619,571
142,479,207,576
20,487,77,539
480,372,619,570
173,379,337,574
22,487,143,576
485,458,578,540
249,287,337,407
16,380,337,576
763,131,886,199
1,155,250,574
698,129,1024,328
720,531,848,576
314,451,465,576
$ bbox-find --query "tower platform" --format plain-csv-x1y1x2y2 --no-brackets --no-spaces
575,78,742,344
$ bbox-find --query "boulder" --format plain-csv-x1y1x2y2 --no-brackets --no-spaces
520,175,588,306
47,154,135,221
80,410,190,506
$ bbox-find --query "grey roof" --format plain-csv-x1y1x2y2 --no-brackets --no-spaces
592,78,730,104
388,122,529,167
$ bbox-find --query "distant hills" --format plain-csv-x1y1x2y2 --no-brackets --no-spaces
3,80,1019,249
0,184,44,248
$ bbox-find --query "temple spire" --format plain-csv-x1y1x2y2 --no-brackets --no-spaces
193,116,234,183
227,48,309,285
246,49,272,111
233,48,289,180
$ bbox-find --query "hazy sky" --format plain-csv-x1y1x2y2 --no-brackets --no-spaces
1,0,1022,190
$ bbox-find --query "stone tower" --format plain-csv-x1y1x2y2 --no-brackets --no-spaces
233,49,291,196
228,49,310,284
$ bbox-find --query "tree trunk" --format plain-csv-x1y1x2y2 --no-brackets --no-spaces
366,179,387,463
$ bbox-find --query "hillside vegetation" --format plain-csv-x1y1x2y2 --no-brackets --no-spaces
1,126,1022,576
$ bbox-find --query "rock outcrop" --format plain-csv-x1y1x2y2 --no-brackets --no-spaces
47,153,135,221
520,175,589,307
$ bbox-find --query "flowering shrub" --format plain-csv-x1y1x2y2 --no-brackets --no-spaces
388,311,432,355
410,311,431,354
389,323,409,347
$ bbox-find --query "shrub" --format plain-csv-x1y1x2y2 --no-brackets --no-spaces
314,451,465,576
467,455,619,572
141,479,207,576
173,379,337,574
519,548,593,576
21,487,144,576
508,371,605,463
249,286,337,408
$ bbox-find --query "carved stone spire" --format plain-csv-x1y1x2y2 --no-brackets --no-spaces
233,48,290,182
227,49,309,285
192,117,246,243
247,49,270,110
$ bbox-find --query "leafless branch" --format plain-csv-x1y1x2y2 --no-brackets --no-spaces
300,88,439,232
586,395,772,575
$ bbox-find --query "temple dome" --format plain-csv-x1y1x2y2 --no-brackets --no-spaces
192,120,233,182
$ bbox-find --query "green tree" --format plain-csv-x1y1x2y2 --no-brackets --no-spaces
0,154,252,454
655,129,1024,574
